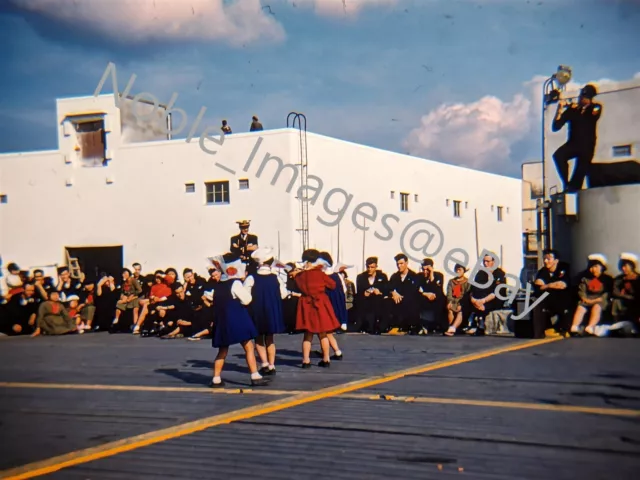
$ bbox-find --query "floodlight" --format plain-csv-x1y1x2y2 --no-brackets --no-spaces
555,65,572,85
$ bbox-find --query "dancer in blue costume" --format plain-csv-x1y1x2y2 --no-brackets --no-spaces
208,253,271,388
245,247,289,376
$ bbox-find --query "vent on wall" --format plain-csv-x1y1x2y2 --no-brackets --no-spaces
612,144,632,157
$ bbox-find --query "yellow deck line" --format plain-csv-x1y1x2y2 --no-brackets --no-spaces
0,382,303,396
340,393,640,417
2,380,636,417
0,337,561,479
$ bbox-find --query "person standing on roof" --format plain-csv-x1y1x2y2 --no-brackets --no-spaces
551,83,602,193
250,115,263,131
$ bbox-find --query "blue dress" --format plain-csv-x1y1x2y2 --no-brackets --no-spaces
326,272,348,325
249,274,285,335
212,280,258,348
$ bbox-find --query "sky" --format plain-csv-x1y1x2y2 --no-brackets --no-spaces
0,0,639,177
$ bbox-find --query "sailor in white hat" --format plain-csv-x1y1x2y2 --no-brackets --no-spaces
570,253,614,335
244,247,288,376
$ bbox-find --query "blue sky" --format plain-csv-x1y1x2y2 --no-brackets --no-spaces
1,0,638,177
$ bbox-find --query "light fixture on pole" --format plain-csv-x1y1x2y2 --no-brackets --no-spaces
539,65,572,268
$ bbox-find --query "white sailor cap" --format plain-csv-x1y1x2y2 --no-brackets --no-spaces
620,252,638,264
587,253,607,266
251,247,274,264
65,294,80,302
313,258,331,269
334,262,354,272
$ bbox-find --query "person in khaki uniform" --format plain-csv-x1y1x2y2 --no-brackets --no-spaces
31,290,80,337
113,268,142,327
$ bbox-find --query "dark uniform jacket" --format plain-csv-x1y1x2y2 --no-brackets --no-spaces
229,233,258,262
552,102,602,150
418,271,446,312
355,270,389,314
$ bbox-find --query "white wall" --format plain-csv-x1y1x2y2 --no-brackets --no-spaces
1,94,523,285
571,185,640,274
0,95,297,276
293,133,523,283
544,78,640,197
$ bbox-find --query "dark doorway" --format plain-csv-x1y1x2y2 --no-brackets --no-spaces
65,246,123,280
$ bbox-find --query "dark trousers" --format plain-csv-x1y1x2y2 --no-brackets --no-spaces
553,142,595,192
532,303,572,338
470,304,499,332
354,311,382,334
388,301,421,333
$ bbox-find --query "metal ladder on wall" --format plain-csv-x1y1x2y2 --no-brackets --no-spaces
286,112,309,253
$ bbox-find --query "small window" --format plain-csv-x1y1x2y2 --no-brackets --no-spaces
464,201,468,209
390,191,395,199
74,119,106,166
400,192,409,212
414,194,419,202
612,145,632,157
446,199,450,206
239,179,249,190
497,206,503,222
185,183,195,193
205,181,230,205
0,194,7,204
453,200,461,218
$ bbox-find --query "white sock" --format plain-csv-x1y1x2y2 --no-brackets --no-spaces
212,376,222,384
268,364,275,370
251,372,262,380
261,362,269,368
341,323,347,331
335,350,342,356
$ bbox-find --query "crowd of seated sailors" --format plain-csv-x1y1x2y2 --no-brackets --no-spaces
1,250,638,340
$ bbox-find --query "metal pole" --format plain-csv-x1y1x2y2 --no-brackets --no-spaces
277,231,281,259
362,217,366,272
337,222,340,263
536,200,544,270
474,209,480,258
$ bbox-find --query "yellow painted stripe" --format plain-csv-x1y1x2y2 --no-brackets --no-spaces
340,393,640,417
0,337,561,480
0,382,303,396
4,378,636,417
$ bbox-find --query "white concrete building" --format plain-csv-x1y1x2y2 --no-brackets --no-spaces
0,93,523,284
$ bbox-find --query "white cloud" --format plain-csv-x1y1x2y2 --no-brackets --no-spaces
10,0,285,46
296,0,398,17
402,93,532,170
10,0,398,45
403,72,640,172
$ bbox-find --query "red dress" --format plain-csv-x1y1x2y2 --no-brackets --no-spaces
295,267,340,333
